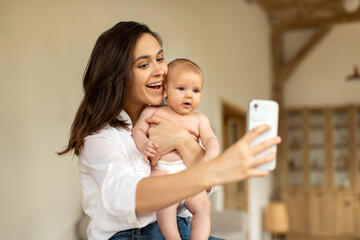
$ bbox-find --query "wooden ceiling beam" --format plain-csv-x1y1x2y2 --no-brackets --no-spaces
275,10,360,30
293,0,312,19
279,25,331,83
255,0,294,12
272,29,283,103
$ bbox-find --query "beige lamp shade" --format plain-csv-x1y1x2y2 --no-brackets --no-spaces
264,202,289,234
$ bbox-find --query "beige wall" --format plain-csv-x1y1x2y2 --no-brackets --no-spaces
0,1,272,239
284,22,360,107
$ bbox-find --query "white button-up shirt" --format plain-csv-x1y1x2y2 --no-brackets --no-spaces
78,110,192,240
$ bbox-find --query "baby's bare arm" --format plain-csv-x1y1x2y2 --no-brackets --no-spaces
132,107,158,158
198,114,220,163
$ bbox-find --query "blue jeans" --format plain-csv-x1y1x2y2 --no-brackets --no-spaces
109,217,224,240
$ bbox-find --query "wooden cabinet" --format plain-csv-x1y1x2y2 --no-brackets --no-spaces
355,194,360,237
308,191,334,236
281,105,360,239
281,190,308,233
334,194,357,236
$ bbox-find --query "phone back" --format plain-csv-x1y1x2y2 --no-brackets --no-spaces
247,99,279,170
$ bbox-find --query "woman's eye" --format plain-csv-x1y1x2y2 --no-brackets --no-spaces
157,57,164,63
138,63,149,69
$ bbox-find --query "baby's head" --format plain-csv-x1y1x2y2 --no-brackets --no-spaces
164,58,204,115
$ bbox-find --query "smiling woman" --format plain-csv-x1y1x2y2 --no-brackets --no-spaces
58,21,281,240
125,34,168,124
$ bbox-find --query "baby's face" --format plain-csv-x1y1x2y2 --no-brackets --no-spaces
164,71,203,115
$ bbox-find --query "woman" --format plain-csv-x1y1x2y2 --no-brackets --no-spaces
59,21,281,240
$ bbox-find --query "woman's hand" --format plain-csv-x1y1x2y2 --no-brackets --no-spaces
207,124,281,185
146,116,204,168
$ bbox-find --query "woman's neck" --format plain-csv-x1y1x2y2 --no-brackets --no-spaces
124,104,147,126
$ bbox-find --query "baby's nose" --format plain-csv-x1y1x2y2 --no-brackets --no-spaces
185,92,192,98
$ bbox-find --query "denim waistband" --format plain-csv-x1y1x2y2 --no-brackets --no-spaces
109,217,192,240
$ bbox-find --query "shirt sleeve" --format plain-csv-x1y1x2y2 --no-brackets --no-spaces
79,128,154,229
207,185,218,196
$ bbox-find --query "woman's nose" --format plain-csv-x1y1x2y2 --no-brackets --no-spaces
153,62,165,77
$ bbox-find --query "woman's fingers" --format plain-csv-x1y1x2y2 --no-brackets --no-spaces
240,124,270,144
146,117,185,156
251,151,276,167
247,136,281,156
145,116,163,125
211,127,281,185
246,169,269,178
151,154,160,167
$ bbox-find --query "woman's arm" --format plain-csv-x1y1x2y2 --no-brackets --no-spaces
146,116,204,168
136,124,281,214
136,165,208,213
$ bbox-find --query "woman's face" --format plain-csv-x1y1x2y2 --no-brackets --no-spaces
127,33,168,111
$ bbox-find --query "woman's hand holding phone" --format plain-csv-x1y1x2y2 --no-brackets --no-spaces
205,124,281,186
247,99,279,171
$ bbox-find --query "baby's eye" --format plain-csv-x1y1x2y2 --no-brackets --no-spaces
177,87,185,91
193,89,200,93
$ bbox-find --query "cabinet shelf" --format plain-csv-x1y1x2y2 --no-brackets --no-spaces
333,143,349,148
310,124,323,129
333,123,348,129
288,125,302,130
310,168,325,172
289,168,302,172
289,146,301,150
309,144,324,149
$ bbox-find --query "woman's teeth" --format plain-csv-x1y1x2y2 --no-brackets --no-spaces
146,82,162,89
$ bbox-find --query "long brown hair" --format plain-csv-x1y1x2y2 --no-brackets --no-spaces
58,21,162,156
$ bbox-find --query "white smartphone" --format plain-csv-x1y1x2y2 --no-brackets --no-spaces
247,99,279,171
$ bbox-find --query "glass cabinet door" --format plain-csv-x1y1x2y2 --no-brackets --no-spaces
333,109,350,188
308,110,325,187
287,112,302,187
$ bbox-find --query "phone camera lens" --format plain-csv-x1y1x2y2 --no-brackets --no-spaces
254,104,258,109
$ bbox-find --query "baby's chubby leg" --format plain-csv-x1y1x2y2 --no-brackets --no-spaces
185,191,211,240
151,168,181,240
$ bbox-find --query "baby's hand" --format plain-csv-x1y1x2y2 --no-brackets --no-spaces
143,140,158,164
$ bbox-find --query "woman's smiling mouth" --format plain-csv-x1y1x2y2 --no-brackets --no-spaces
146,82,162,90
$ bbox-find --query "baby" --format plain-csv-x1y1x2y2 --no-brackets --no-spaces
132,58,220,240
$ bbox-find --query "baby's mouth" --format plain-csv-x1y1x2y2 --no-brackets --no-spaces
183,102,191,107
